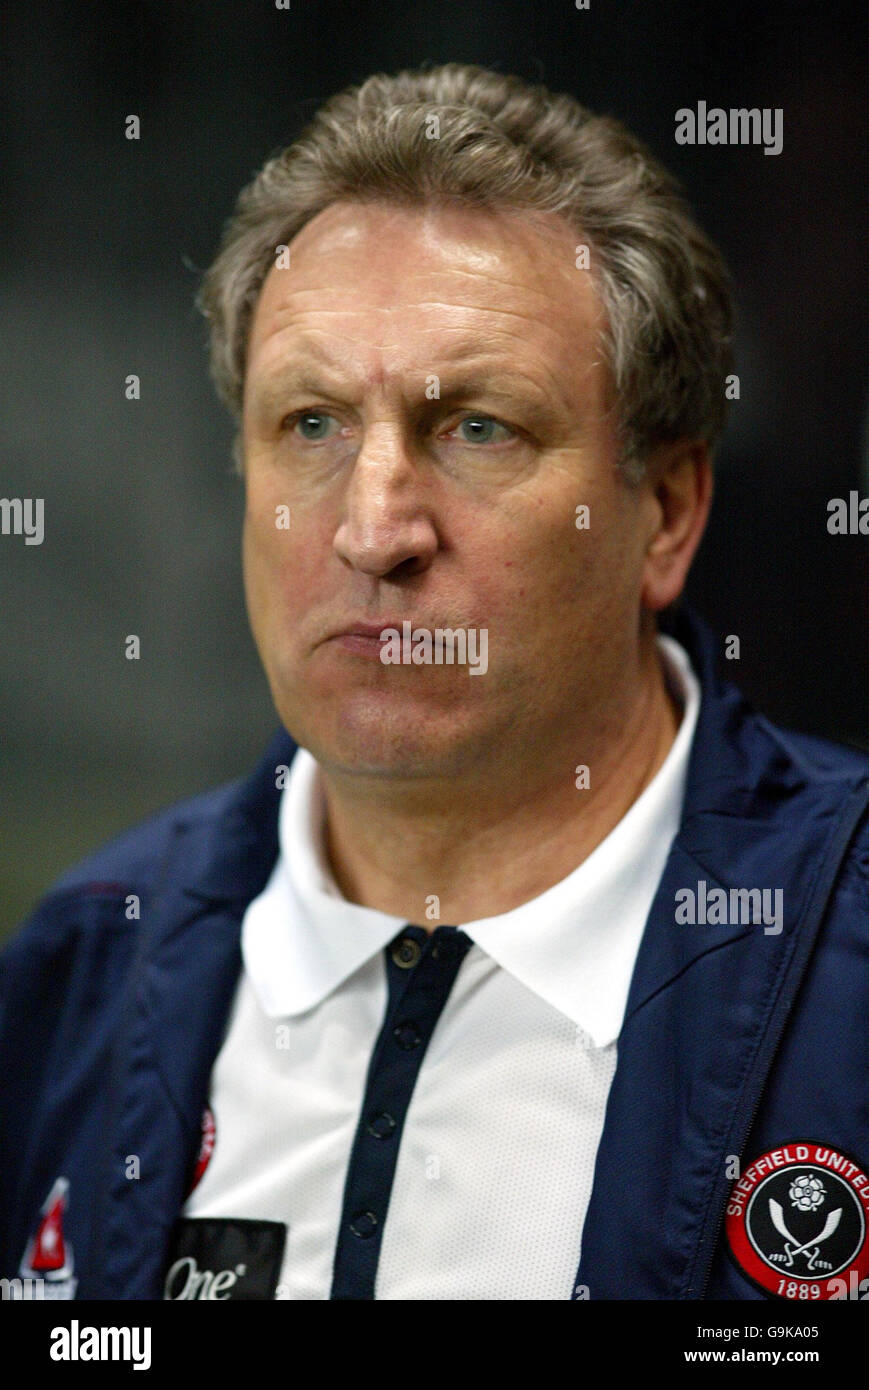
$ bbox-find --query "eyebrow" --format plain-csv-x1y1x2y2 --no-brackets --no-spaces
433,378,562,430
247,360,565,430
246,365,340,416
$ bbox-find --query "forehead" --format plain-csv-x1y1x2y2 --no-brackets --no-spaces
245,200,607,387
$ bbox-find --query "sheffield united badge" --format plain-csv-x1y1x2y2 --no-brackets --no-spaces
726,1142,869,1299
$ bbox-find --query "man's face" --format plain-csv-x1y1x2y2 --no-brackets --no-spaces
241,200,658,784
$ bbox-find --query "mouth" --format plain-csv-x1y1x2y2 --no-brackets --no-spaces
326,633,388,659
328,621,404,641
321,620,406,662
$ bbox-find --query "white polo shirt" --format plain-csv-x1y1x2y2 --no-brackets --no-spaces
184,635,700,1299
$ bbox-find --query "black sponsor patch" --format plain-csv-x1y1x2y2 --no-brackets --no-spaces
163,1218,287,1301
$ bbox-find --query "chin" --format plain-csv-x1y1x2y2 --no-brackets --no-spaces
290,697,479,780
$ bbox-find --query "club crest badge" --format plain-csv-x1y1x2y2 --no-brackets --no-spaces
726,1143,869,1299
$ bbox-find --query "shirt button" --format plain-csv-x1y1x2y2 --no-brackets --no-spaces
367,1111,396,1139
391,936,422,969
393,1022,421,1050
349,1210,378,1239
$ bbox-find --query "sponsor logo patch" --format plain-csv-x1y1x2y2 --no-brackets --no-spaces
163,1218,287,1301
726,1142,869,1299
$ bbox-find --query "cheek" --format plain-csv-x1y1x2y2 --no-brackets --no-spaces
501,508,597,602
494,497,640,635
242,487,296,630
243,487,333,640
242,498,271,593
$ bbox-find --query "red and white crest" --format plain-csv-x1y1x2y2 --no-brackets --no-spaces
726,1143,869,1300
20,1176,77,1298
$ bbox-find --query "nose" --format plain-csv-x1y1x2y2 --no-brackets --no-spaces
333,425,439,578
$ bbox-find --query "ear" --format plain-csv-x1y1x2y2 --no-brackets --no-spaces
639,440,713,612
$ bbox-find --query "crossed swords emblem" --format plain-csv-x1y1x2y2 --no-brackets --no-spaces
768,1198,842,1271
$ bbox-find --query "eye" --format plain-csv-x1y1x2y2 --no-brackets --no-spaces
454,416,513,445
292,411,340,441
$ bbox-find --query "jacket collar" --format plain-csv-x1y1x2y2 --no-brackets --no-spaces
179,725,297,903
627,602,865,1018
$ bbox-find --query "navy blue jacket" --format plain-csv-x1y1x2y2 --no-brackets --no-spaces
2,607,868,1300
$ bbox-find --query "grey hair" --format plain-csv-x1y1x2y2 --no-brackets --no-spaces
198,63,735,480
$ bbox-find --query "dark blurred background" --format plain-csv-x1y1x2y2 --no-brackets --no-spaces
2,0,867,940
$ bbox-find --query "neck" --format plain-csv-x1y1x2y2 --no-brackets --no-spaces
319,637,682,928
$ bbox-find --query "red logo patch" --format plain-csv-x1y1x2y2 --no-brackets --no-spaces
726,1143,869,1300
20,1176,77,1298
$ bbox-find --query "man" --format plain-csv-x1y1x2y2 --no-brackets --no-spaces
2,64,868,1303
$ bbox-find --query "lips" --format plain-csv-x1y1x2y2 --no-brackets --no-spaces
322,624,398,662
329,621,404,641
